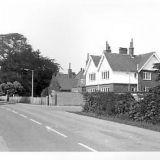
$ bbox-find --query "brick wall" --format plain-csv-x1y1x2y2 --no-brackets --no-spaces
86,83,137,92
99,84,114,92
113,83,137,92
138,70,160,91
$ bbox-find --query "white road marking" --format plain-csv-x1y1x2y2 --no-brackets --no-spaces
78,143,97,152
45,126,67,138
12,110,18,114
19,114,27,118
30,119,42,125
5,108,10,111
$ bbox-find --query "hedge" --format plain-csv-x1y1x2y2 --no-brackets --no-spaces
82,87,160,124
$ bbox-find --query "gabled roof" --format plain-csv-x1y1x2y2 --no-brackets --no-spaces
56,72,69,79
74,69,85,79
103,51,155,72
90,55,101,67
51,68,85,91
56,77,78,91
134,52,154,70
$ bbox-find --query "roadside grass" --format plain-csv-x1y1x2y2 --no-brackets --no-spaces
71,111,160,132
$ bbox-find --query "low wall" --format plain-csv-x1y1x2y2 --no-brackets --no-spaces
56,92,84,106
6,92,84,106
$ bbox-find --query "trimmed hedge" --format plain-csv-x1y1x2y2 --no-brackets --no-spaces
83,92,134,116
83,88,160,124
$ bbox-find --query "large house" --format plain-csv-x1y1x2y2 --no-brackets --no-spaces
84,39,160,92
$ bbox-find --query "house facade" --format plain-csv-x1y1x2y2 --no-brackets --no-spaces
84,40,160,92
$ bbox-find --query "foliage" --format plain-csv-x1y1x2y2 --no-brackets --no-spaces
0,81,23,96
0,33,30,60
41,87,49,97
114,93,135,115
83,89,160,124
0,33,60,96
83,92,124,115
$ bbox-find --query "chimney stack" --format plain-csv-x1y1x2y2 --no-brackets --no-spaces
68,63,72,79
129,38,134,57
106,41,111,53
119,47,128,54
86,53,89,65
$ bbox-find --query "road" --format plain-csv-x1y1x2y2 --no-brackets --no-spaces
0,102,160,151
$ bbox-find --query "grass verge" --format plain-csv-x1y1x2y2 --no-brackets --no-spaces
71,111,160,132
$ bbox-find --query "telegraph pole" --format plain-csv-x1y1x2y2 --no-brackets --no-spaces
31,70,34,97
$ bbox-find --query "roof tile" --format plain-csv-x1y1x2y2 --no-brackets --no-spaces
103,51,154,72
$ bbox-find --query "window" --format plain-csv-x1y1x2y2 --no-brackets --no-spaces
80,79,85,85
144,87,150,92
102,71,109,80
131,87,136,92
89,73,96,81
143,72,151,80
134,73,137,78
100,87,109,92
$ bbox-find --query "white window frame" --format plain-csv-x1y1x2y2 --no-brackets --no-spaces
89,73,96,81
100,87,110,92
102,71,110,80
143,72,151,80
144,87,150,92
131,87,136,92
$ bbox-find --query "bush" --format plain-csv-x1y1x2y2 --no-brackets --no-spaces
83,92,134,116
83,88,160,124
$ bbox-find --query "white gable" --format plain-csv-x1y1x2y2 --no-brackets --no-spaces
143,54,160,70
97,54,113,84
85,57,98,86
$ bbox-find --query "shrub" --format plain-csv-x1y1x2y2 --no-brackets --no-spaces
114,93,135,115
83,92,134,116
83,87,160,124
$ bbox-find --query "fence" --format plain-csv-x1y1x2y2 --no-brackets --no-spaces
1,92,84,106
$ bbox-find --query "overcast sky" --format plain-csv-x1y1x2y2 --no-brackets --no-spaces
0,0,160,73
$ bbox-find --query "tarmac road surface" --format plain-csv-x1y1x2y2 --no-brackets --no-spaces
0,103,160,151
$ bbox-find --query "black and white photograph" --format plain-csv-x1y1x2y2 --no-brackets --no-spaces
0,0,160,159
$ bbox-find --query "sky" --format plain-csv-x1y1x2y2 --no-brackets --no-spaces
0,0,160,73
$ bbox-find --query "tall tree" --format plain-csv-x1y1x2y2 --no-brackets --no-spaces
0,33,60,96
0,33,30,60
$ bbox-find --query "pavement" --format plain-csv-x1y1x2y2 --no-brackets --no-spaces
0,102,160,151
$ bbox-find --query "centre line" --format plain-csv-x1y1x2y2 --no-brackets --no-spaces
12,110,18,114
19,114,27,118
30,119,42,125
78,143,97,152
45,126,67,138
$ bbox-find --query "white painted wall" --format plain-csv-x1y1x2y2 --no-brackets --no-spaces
97,55,113,84
85,58,98,86
86,54,138,86
142,55,159,70
112,71,138,84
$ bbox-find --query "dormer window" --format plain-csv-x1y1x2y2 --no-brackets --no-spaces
143,72,151,80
